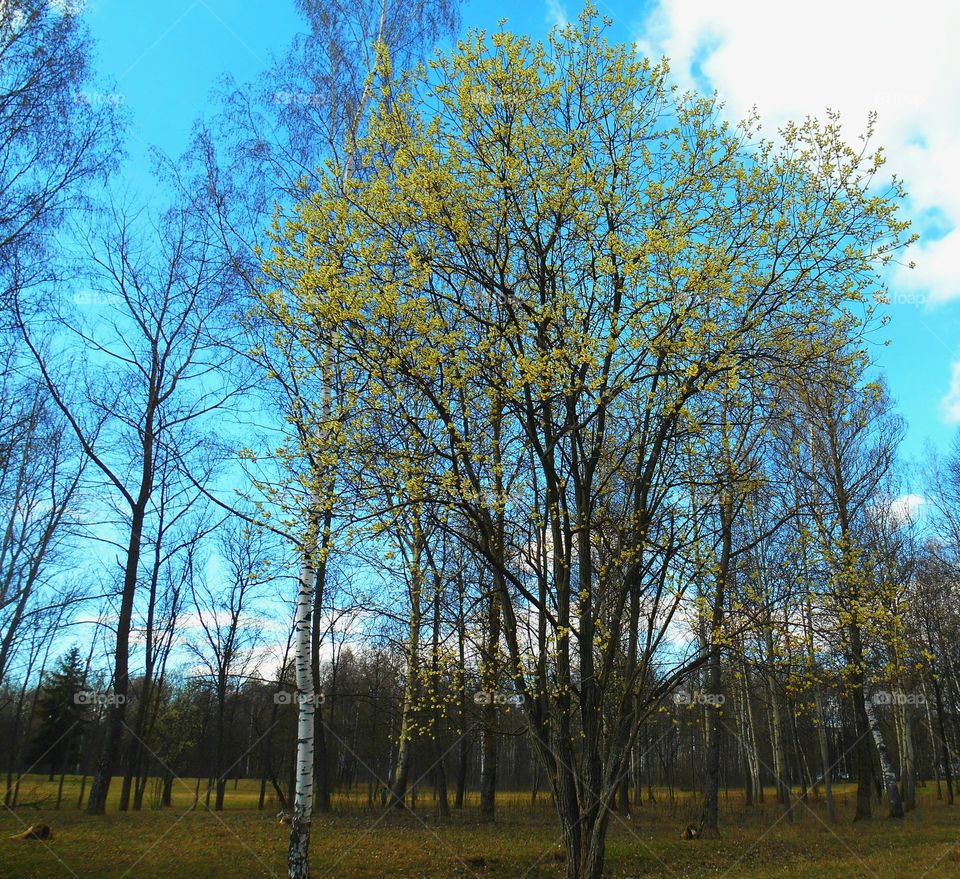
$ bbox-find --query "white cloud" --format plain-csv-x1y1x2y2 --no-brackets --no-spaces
545,0,569,29
49,0,86,15
889,493,926,524
941,361,960,423
636,0,960,303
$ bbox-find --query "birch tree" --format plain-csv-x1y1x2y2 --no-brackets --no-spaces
802,379,906,819
174,3,461,870
0,0,120,316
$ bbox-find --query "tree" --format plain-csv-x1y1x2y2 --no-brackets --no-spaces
17,203,241,814
0,369,85,685
265,11,910,876
801,378,906,819
29,646,88,780
910,547,958,806
175,1,461,874
0,0,121,317
120,497,200,811
692,382,785,837
189,521,270,810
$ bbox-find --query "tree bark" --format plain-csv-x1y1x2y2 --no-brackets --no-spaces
430,571,449,818
848,621,874,821
932,676,954,805
288,528,318,879
389,525,423,808
893,688,916,811
863,693,904,817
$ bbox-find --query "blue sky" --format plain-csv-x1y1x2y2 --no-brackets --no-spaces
81,0,960,476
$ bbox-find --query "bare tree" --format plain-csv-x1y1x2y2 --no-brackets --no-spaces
16,202,241,814
0,368,85,685
120,498,206,812
0,0,121,318
189,520,270,810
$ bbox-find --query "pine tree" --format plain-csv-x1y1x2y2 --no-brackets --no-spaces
30,647,89,780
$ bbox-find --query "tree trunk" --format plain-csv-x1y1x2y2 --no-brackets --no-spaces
921,678,942,799
214,696,228,811
550,769,614,879
701,495,732,837
430,574,449,818
87,503,147,814
765,622,792,820
738,663,762,805
288,533,318,879
454,574,468,810
702,645,722,836
389,526,423,808
932,676,954,805
121,540,162,813
616,772,629,818
893,688,916,811
311,505,334,814
479,572,500,821
848,622,873,821
812,686,836,820
863,693,904,817
134,767,149,810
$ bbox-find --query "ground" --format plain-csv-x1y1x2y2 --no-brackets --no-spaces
1,778,958,878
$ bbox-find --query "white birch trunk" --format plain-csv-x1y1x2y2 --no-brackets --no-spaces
863,692,904,817
288,542,317,879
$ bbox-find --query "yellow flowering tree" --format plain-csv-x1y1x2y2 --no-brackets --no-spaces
264,8,911,876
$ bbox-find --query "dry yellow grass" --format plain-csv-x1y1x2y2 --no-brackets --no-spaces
1,777,958,878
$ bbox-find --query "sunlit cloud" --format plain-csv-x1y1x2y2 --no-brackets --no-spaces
941,361,960,423
636,0,960,304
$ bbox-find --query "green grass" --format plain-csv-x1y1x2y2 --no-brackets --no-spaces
2,778,958,878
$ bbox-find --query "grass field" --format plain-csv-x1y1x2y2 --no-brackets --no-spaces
2,777,958,878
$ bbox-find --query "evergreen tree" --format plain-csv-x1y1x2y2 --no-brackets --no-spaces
30,647,88,780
